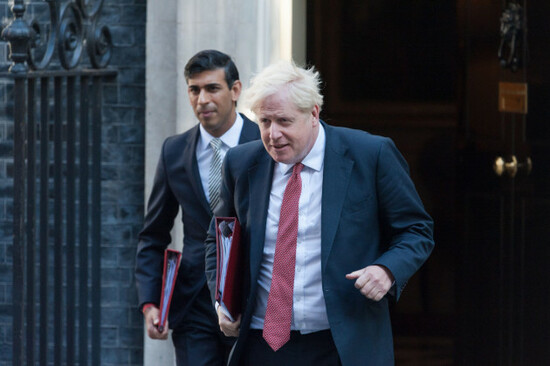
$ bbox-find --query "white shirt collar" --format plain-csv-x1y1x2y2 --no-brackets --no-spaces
199,113,243,150
278,123,326,175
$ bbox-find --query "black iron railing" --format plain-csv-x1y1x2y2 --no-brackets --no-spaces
1,0,116,365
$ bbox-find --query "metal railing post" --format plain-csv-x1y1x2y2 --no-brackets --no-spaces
1,1,33,364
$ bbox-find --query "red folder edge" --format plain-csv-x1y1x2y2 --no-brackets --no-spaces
158,248,182,332
215,217,243,320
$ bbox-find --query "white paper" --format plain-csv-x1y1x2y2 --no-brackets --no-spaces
218,220,235,321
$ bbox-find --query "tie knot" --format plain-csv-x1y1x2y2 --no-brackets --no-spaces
210,138,222,151
292,163,304,176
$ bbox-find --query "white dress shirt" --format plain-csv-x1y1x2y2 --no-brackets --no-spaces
251,124,329,333
196,114,243,203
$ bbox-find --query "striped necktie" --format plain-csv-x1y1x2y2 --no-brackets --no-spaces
208,138,223,211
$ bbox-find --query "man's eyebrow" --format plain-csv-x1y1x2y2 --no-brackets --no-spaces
188,82,223,88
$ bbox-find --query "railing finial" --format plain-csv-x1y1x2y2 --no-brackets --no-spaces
1,0,35,74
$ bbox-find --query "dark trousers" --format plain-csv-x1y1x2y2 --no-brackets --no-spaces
242,329,342,366
171,285,233,366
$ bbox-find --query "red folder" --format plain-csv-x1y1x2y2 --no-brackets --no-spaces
215,217,243,321
158,249,182,332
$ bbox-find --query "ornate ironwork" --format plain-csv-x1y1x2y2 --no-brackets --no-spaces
78,0,104,19
2,2,117,365
27,1,58,70
87,23,112,68
498,3,523,72
2,0,112,72
1,1,35,73
58,2,85,69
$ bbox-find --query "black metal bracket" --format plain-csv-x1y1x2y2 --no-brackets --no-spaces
498,3,523,72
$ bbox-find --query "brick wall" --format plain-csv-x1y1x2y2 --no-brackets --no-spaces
0,1,146,365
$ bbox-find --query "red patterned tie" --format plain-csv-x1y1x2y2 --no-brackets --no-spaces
263,163,304,351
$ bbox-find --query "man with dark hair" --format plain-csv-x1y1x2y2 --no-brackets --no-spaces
135,49,260,366
184,50,240,94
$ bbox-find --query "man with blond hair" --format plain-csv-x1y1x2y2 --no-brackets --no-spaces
205,60,434,365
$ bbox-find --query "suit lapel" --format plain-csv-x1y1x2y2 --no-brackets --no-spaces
184,125,211,213
247,152,274,282
187,116,260,214
239,114,260,144
244,123,354,275
321,125,354,271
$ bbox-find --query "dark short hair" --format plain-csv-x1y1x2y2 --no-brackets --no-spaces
184,50,240,89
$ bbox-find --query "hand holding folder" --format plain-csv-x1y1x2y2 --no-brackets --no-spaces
158,249,182,332
215,217,243,322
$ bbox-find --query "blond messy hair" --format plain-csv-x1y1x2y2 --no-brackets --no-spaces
242,60,324,116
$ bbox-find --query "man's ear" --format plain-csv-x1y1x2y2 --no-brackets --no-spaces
311,105,320,125
231,80,242,102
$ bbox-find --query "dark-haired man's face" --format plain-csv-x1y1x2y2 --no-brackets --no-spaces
187,68,242,137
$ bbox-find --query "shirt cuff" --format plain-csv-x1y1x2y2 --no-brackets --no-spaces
141,303,157,315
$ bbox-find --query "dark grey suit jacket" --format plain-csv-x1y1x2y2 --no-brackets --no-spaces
136,114,260,329
205,121,434,365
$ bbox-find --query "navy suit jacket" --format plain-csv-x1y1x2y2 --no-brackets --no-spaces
136,114,260,329
205,122,434,365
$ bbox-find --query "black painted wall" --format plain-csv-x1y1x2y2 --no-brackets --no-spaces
0,1,146,365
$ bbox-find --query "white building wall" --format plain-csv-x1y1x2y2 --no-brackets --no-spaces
144,0,306,364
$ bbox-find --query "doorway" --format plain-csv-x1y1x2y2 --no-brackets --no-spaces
307,0,550,364
457,0,550,364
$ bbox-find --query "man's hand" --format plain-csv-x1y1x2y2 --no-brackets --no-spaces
346,265,394,301
217,306,241,337
143,306,169,340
